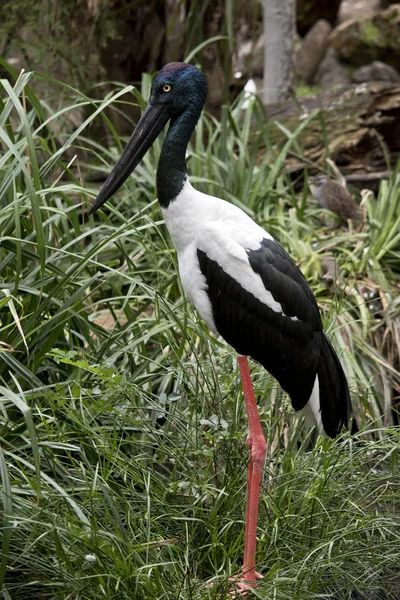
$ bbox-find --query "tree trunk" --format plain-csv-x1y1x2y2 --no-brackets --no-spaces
262,0,295,104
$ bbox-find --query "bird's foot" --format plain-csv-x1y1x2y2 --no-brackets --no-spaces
206,571,262,597
227,571,263,596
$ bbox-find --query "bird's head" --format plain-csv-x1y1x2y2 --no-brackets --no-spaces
149,62,207,117
312,174,331,189
89,63,207,214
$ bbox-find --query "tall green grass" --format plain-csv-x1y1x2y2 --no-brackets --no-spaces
0,64,399,599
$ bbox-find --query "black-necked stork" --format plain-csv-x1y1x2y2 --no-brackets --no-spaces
89,62,353,593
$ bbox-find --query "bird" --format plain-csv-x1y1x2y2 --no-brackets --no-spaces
312,174,361,227
89,62,353,594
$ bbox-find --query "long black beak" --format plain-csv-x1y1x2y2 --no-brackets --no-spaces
89,103,170,214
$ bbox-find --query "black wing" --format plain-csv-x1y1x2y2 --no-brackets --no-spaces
197,238,323,410
248,239,322,326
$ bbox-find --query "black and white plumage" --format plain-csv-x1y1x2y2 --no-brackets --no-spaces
89,62,352,437
89,62,353,590
161,177,350,437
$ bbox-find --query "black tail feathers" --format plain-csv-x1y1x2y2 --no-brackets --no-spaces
317,333,354,438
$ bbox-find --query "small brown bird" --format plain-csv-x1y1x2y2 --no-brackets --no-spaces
312,174,361,227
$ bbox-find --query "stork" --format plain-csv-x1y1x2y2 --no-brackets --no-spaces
89,62,353,593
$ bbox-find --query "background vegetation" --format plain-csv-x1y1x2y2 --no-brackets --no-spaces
0,12,399,600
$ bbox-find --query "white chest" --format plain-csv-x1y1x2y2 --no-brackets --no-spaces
162,181,219,330
161,179,277,330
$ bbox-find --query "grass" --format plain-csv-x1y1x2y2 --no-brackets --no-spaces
0,63,400,599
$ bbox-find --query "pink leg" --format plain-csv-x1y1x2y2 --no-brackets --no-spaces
236,355,266,589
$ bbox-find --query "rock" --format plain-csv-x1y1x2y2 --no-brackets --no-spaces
339,0,381,23
297,0,342,36
352,60,400,83
295,19,332,83
314,48,351,88
330,4,400,67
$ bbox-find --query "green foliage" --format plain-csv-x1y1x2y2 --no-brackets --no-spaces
295,84,320,98
360,22,382,46
0,65,399,599
0,0,105,90
0,0,241,103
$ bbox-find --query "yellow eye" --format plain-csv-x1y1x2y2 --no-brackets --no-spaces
163,84,171,93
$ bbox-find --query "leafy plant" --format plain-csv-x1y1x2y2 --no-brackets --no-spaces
0,63,399,599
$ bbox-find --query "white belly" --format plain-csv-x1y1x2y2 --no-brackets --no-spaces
178,245,217,332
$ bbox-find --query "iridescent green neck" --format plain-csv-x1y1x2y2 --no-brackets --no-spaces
157,107,201,208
